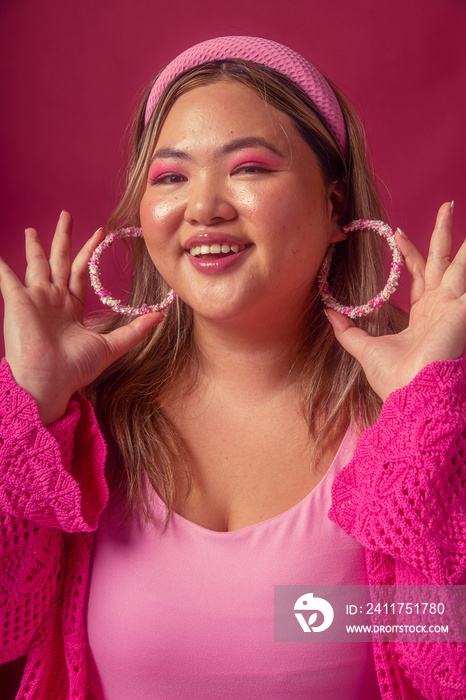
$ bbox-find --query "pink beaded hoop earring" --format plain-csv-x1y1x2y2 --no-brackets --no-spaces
318,219,404,319
88,227,176,316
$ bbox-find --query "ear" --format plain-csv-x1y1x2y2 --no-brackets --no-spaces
327,178,347,244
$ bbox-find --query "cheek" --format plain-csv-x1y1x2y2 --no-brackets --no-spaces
234,187,294,242
232,186,263,212
139,191,183,241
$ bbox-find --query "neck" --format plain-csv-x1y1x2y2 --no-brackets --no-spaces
190,303,313,399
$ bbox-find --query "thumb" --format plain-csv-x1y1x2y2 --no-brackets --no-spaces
103,312,165,363
326,308,372,365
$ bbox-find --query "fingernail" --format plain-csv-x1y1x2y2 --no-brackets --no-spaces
396,227,407,238
60,209,66,217
451,200,455,214
93,227,104,236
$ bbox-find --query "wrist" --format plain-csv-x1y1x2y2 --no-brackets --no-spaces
6,364,73,426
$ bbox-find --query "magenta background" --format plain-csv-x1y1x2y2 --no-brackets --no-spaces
1,0,465,355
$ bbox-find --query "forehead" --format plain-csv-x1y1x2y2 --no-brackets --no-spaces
155,79,301,151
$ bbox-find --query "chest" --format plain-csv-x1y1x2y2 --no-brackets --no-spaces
86,426,382,699
167,391,342,532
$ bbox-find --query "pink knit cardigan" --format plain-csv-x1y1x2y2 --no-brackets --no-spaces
0,357,465,699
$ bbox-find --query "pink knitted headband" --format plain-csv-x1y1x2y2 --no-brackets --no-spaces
144,36,348,155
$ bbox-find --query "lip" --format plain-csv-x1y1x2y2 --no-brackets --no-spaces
185,244,252,275
184,232,250,249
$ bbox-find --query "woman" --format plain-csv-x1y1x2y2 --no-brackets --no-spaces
0,36,465,699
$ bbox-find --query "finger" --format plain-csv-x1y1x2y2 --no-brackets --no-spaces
49,210,73,285
325,309,372,366
424,202,453,291
24,228,51,286
441,235,466,297
0,256,24,298
102,312,165,364
394,229,426,305
69,227,106,303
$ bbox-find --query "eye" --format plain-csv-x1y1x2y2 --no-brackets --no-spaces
149,172,187,185
232,163,271,175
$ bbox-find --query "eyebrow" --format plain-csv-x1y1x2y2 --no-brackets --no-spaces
220,137,285,159
149,147,190,164
149,137,286,166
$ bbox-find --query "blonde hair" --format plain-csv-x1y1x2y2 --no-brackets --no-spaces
84,60,407,519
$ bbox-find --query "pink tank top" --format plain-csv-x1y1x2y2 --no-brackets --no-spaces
86,427,381,699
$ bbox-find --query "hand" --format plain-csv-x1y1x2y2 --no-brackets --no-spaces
326,202,466,401
0,211,164,425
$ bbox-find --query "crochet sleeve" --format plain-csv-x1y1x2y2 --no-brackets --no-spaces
328,358,466,699
328,357,466,584
0,359,108,532
0,358,108,662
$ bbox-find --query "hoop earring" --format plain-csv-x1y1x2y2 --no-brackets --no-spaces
88,227,176,316
318,219,404,319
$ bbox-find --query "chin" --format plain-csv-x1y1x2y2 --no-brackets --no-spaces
182,294,252,324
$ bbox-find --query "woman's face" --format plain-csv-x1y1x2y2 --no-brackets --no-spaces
139,79,345,325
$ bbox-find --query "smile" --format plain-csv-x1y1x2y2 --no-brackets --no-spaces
184,242,252,274
189,243,247,257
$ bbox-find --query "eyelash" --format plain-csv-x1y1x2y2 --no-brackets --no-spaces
232,163,271,174
149,173,187,185
149,163,271,185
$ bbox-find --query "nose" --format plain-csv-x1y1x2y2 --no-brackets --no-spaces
184,175,236,226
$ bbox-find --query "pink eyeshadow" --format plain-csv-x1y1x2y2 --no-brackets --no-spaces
229,152,283,169
148,161,183,180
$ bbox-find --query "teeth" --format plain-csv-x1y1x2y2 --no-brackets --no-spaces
189,243,246,257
